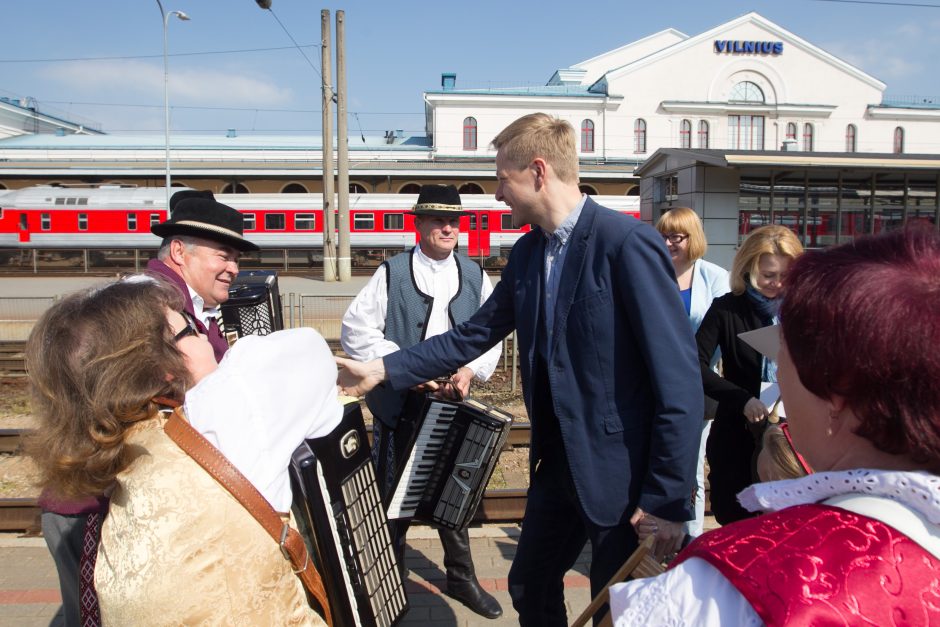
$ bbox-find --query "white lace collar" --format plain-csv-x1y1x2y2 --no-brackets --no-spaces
738,468,940,524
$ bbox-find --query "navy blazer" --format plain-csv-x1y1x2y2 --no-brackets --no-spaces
384,197,702,526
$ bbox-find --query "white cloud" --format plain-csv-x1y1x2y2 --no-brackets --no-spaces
40,59,294,107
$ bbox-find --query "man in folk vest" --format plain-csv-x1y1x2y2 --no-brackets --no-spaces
341,184,503,619
148,190,260,362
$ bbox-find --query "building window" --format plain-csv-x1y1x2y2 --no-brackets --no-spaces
581,119,595,152
728,81,765,103
265,213,286,230
802,123,814,152
399,183,421,194
384,213,404,230
463,117,478,151
634,119,647,153
295,213,315,230
243,213,256,230
281,183,308,193
127,214,137,231
662,175,679,201
150,213,160,226
349,182,367,193
41,213,51,231
678,119,692,149
221,183,249,194
894,127,904,154
458,182,484,195
354,213,375,230
78,213,88,231
579,184,597,195
845,124,857,152
786,123,797,140
501,214,518,230
698,120,709,149
728,115,764,150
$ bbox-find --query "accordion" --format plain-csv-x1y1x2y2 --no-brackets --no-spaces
220,270,284,341
386,396,514,530
289,403,408,627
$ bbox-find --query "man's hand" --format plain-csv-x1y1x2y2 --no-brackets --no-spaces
443,366,474,400
743,397,770,423
629,507,685,562
335,356,387,397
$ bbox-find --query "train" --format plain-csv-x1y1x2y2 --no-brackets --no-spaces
0,185,641,273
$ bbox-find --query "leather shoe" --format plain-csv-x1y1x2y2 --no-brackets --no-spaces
445,579,503,619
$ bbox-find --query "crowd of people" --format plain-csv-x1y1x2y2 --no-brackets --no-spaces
25,112,940,626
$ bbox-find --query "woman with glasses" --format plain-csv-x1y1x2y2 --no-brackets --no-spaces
609,227,940,624
26,276,340,625
694,225,803,525
654,207,729,538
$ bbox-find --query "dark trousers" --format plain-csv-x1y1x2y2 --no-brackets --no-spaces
507,441,638,627
42,511,87,627
705,415,758,525
371,413,476,584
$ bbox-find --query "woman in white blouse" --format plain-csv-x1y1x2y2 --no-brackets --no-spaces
655,207,729,537
611,227,940,625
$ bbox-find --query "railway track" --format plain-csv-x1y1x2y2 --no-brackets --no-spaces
0,341,27,378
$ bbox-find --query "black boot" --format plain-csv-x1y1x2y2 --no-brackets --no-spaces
439,527,503,619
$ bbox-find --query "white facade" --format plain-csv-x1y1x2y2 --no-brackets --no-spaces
425,12,940,162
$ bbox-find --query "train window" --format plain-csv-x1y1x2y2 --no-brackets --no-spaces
77,197,88,205
480,214,489,230
150,213,160,226
78,213,88,231
501,214,518,230
243,213,256,230
55,198,65,205
354,213,375,230
128,214,137,231
265,213,286,230
384,213,404,230
41,213,51,231
66,198,78,206
469,214,476,230
295,213,316,230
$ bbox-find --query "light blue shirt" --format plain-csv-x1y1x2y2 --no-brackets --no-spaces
543,194,587,342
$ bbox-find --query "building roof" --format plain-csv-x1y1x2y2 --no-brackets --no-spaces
0,133,430,151
425,84,609,98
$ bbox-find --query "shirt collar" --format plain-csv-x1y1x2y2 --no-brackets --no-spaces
544,194,587,247
414,245,454,272
188,286,219,324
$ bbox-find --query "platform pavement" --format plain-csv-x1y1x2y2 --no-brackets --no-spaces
0,524,594,627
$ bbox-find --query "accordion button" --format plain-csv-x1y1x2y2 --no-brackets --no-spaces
416,322,423,328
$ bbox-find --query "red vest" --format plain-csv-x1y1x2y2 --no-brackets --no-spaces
672,503,940,626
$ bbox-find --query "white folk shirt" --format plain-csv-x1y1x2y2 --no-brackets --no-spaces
341,247,500,382
184,328,344,512
188,285,220,329
609,469,940,626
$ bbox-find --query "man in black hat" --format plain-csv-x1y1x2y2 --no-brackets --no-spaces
341,184,503,619
147,189,259,362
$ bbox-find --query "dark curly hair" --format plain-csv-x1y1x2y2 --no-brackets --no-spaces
26,277,192,498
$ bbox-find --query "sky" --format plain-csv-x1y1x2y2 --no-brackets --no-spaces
2,0,939,138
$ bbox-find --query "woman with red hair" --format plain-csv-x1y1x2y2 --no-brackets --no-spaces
610,227,940,625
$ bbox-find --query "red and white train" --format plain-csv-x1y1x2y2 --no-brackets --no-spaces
0,185,640,267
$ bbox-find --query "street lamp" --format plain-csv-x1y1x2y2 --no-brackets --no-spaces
156,0,190,216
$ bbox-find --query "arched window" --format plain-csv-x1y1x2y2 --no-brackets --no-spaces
0,183,6,190
802,123,814,152
785,122,797,140
281,182,308,193
679,119,692,149
626,186,640,196
578,184,597,195
349,182,367,193
399,183,421,194
221,183,249,194
894,127,904,154
634,119,647,154
728,81,765,103
698,120,709,149
458,182,484,195
845,125,857,152
463,117,477,151
581,119,595,153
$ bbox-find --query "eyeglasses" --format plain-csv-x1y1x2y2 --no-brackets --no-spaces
661,233,689,245
780,422,813,475
173,311,201,343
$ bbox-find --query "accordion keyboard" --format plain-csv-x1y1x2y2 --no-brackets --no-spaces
386,402,456,520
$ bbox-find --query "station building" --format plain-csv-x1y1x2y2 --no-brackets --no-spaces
0,11,937,266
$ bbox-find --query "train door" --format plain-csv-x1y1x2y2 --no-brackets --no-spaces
466,211,490,260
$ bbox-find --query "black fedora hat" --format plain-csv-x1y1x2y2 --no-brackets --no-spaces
411,184,468,217
152,190,259,252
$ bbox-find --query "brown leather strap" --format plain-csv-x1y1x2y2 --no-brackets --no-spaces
164,408,332,626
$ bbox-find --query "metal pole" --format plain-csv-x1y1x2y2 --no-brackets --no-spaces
156,1,189,217
321,10,337,281
336,10,351,281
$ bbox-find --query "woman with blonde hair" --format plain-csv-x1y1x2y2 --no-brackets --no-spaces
694,225,803,524
655,207,729,537
27,277,341,625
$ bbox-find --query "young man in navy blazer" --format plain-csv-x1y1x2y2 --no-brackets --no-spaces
337,113,702,625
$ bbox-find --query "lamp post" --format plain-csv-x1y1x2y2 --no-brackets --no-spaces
156,0,190,216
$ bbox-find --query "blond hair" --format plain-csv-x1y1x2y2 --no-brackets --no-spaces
759,424,810,481
655,207,708,261
730,225,804,295
490,113,579,184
